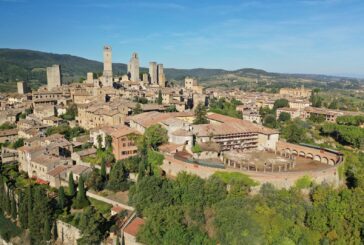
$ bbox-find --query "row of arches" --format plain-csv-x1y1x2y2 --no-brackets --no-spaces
282,148,336,166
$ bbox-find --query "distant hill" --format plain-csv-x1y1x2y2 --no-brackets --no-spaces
0,48,362,92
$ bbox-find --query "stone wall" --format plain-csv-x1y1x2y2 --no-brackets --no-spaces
276,141,343,165
56,220,81,245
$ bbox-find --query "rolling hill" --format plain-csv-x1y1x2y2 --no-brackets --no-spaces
0,48,362,92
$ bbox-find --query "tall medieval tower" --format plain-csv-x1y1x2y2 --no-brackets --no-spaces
102,45,113,87
128,52,140,82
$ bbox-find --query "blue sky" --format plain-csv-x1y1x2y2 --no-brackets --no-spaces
0,0,364,77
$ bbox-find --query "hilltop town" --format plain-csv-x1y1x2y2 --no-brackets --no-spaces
0,46,363,245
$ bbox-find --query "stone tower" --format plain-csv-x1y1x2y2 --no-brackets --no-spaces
102,46,113,87
142,73,149,84
157,64,166,87
149,62,158,84
17,81,27,94
128,52,140,82
47,64,62,90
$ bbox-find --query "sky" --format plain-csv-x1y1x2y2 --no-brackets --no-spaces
0,0,364,77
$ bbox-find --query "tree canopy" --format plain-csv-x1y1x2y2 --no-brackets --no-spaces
193,102,209,125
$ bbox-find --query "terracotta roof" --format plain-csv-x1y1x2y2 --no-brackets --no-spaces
202,113,278,135
111,127,139,138
111,206,124,214
35,178,49,185
0,128,18,137
47,165,70,177
159,143,184,153
277,107,299,112
76,148,97,157
171,129,192,137
32,154,65,167
128,111,193,128
69,165,91,175
124,217,145,237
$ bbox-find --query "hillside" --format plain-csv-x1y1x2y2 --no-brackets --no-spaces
0,48,362,92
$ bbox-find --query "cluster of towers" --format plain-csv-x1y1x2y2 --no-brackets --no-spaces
127,51,166,87
44,46,168,90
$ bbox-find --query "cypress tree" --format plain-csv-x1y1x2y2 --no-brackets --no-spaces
138,161,145,181
0,180,4,212
29,186,49,244
157,90,163,104
58,186,65,209
43,217,51,241
5,189,11,215
69,172,76,196
27,186,32,227
101,161,107,181
10,191,17,220
53,220,58,241
18,192,28,229
73,176,89,209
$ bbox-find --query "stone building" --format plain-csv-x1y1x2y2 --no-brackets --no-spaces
276,107,301,120
109,126,140,160
102,45,113,87
185,77,204,94
46,64,62,90
17,81,28,94
192,113,279,152
142,73,149,84
33,104,55,119
128,52,140,82
149,62,158,84
86,72,94,84
301,107,344,122
185,77,197,90
157,64,165,87
279,85,312,98
76,99,131,129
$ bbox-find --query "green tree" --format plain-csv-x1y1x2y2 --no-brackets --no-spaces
107,161,129,191
97,134,103,149
10,191,16,220
273,99,289,110
85,169,105,191
0,122,16,130
133,103,143,115
309,114,325,123
157,90,163,104
62,103,78,120
166,105,177,112
144,124,168,150
310,90,323,108
29,186,50,244
278,112,291,122
263,114,278,128
193,102,209,124
101,161,107,180
43,217,51,241
105,134,113,150
281,119,308,143
77,206,107,245
68,172,76,196
26,186,32,227
73,176,89,209
58,186,65,209
18,192,28,229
